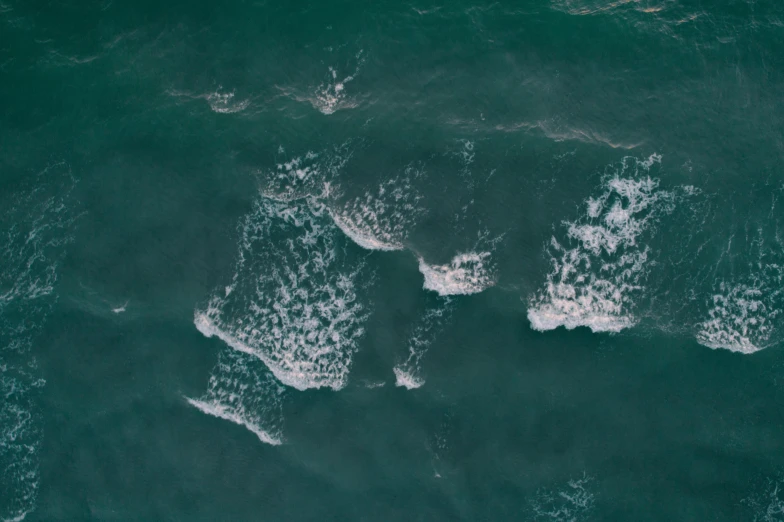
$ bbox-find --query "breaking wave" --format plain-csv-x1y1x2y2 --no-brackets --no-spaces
527,154,678,333
394,298,454,389
696,282,779,354
393,367,425,390
419,252,494,296
695,224,784,354
186,348,284,445
328,165,426,252
298,50,365,115
195,188,370,391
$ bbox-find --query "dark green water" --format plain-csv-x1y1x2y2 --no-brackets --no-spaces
2,0,784,520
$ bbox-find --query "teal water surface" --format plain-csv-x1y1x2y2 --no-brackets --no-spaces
2,0,784,520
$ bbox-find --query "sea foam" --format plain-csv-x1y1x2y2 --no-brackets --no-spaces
528,155,676,333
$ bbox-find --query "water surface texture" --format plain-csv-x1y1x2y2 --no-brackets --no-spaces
2,0,784,520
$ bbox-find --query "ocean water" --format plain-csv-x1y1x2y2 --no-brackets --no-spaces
2,0,784,520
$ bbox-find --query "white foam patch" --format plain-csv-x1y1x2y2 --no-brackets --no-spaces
393,367,424,389
186,349,283,446
311,50,365,115
530,474,595,521
419,252,494,296
195,194,370,391
0,163,77,522
528,154,677,333
328,166,425,251
394,298,454,389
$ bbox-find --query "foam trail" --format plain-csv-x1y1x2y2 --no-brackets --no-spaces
329,166,425,251
528,154,677,333
186,348,283,446
0,164,77,522
394,298,455,389
195,176,370,391
419,252,494,296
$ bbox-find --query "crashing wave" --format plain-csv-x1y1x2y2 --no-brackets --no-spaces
527,155,677,333
393,298,454,389
419,252,494,296
328,166,426,251
393,367,425,389
694,216,784,355
195,194,370,391
186,348,283,445
329,210,405,251
697,280,781,354
309,50,365,115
